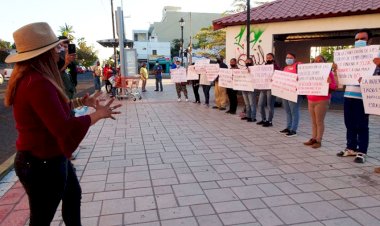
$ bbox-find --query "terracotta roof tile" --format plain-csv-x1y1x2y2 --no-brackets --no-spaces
213,0,380,30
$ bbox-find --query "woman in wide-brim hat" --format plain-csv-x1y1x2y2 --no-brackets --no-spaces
4,22,121,225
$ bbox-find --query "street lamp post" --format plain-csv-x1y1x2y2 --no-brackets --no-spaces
179,17,185,66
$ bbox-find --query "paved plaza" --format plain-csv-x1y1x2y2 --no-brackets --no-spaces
1,79,380,226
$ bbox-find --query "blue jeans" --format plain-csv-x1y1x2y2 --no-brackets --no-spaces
93,76,101,91
155,78,163,91
242,91,258,119
15,151,82,226
258,90,276,122
344,98,369,154
282,96,301,131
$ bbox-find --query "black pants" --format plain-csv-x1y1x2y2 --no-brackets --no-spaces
155,78,163,91
227,88,238,113
344,98,369,153
202,85,211,104
15,152,82,226
192,80,200,102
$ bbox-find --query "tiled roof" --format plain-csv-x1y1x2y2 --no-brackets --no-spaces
213,0,380,30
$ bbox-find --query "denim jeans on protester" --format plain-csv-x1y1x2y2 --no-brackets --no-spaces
155,78,163,91
344,97,369,154
258,90,276,122
14,151,82,226
242,91,258,119
93,76,101,91
282,96,301,132
202,85,211,104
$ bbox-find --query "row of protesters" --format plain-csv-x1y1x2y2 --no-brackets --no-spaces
4,22,122,226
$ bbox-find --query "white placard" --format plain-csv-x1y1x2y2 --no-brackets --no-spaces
194,59,210,74
249,65,274,90
199,73,210,85
170,68,187,83
232,69,254,91
360,76,380,115
187,65,199,80
271,70,298,102
334,45,379,85
297,63,332,96
218,68,233,88
205,64,220,82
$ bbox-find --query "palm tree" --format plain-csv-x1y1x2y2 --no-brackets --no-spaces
59,23,75,41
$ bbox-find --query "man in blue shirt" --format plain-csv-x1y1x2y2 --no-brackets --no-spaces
153,61,163,91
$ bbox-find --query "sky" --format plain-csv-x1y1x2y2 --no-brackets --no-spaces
1,0,236,61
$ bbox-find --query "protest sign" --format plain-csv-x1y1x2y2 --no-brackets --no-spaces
194,59,210,74
205,64,220,82
187,65,199,80
218,68,233,88
271,70,298,102
249,65,274,90
334,45,379,85
297,63,332,96
360,76,380,115
199,73,210,85
232,69,254,91
170,68,187,83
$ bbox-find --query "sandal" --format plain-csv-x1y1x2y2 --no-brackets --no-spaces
337,149,357,157
304,138,317,146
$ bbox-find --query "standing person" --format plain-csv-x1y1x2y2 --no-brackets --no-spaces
304,55,337,148
58,36,78,87
57,37,76,99
103,64,113,93
174,60,188,101
280,53,301,137
140,62,148,92
212,56,228,110
241,58,257,122
226,58,239,114
257,53,280,127
153,61,163,91
191,62,201,104
4,22,121,226
337,29,377,163
93,61,102,91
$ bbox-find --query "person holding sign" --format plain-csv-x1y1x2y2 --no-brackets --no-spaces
280,53,301,137
226,58,239,114
336,29,377,163
173,60,189,102
212,56,228,110
303,55,337,149
241,58,257,122
258,53,280,127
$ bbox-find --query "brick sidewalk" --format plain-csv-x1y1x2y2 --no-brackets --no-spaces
1,79,380,226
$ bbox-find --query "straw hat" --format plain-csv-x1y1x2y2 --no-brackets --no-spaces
5,22,64,63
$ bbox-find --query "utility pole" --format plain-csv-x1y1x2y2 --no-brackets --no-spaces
111,0,118,69
246,0,250,59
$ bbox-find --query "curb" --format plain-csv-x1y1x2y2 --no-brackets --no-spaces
0,153,15,180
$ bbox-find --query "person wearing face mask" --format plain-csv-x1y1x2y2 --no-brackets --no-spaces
280,53,301,137
303,55,337,149
226,58,239,114
336,29,378,163
257,53,280,127
241,58,258,122
174,60,188,101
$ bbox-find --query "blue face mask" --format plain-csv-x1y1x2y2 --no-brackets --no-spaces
286,58,294,65
354,40,367,48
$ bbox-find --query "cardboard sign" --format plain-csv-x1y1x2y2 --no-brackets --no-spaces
187,65,199,80
360,76,380,115
232,69,254,91
218,68,233,88
170,68,187,83
297,63,332,96
194,59,210,74
199,73,210,85
249,65,274,90
334,45,379,85
271,70,298,102
205,64,220,82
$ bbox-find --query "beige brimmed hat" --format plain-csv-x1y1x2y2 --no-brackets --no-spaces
5,22,63,63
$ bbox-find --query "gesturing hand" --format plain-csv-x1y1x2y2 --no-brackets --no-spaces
95,98,122,120
82,91,102,108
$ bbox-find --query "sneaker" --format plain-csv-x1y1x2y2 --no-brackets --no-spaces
219,107,226,111
212,106,219,109
336,148,357,157
154,89,158,91
285,130,297,137
185,99,189,102
279,128,290,134
177,98,181,102
262,121,272,127
354,153,366,163
311,141,321,149
303,138,317,146
257,120,266,125
247,118,253,122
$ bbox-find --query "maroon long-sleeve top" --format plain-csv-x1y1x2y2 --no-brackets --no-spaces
13,70,91,159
